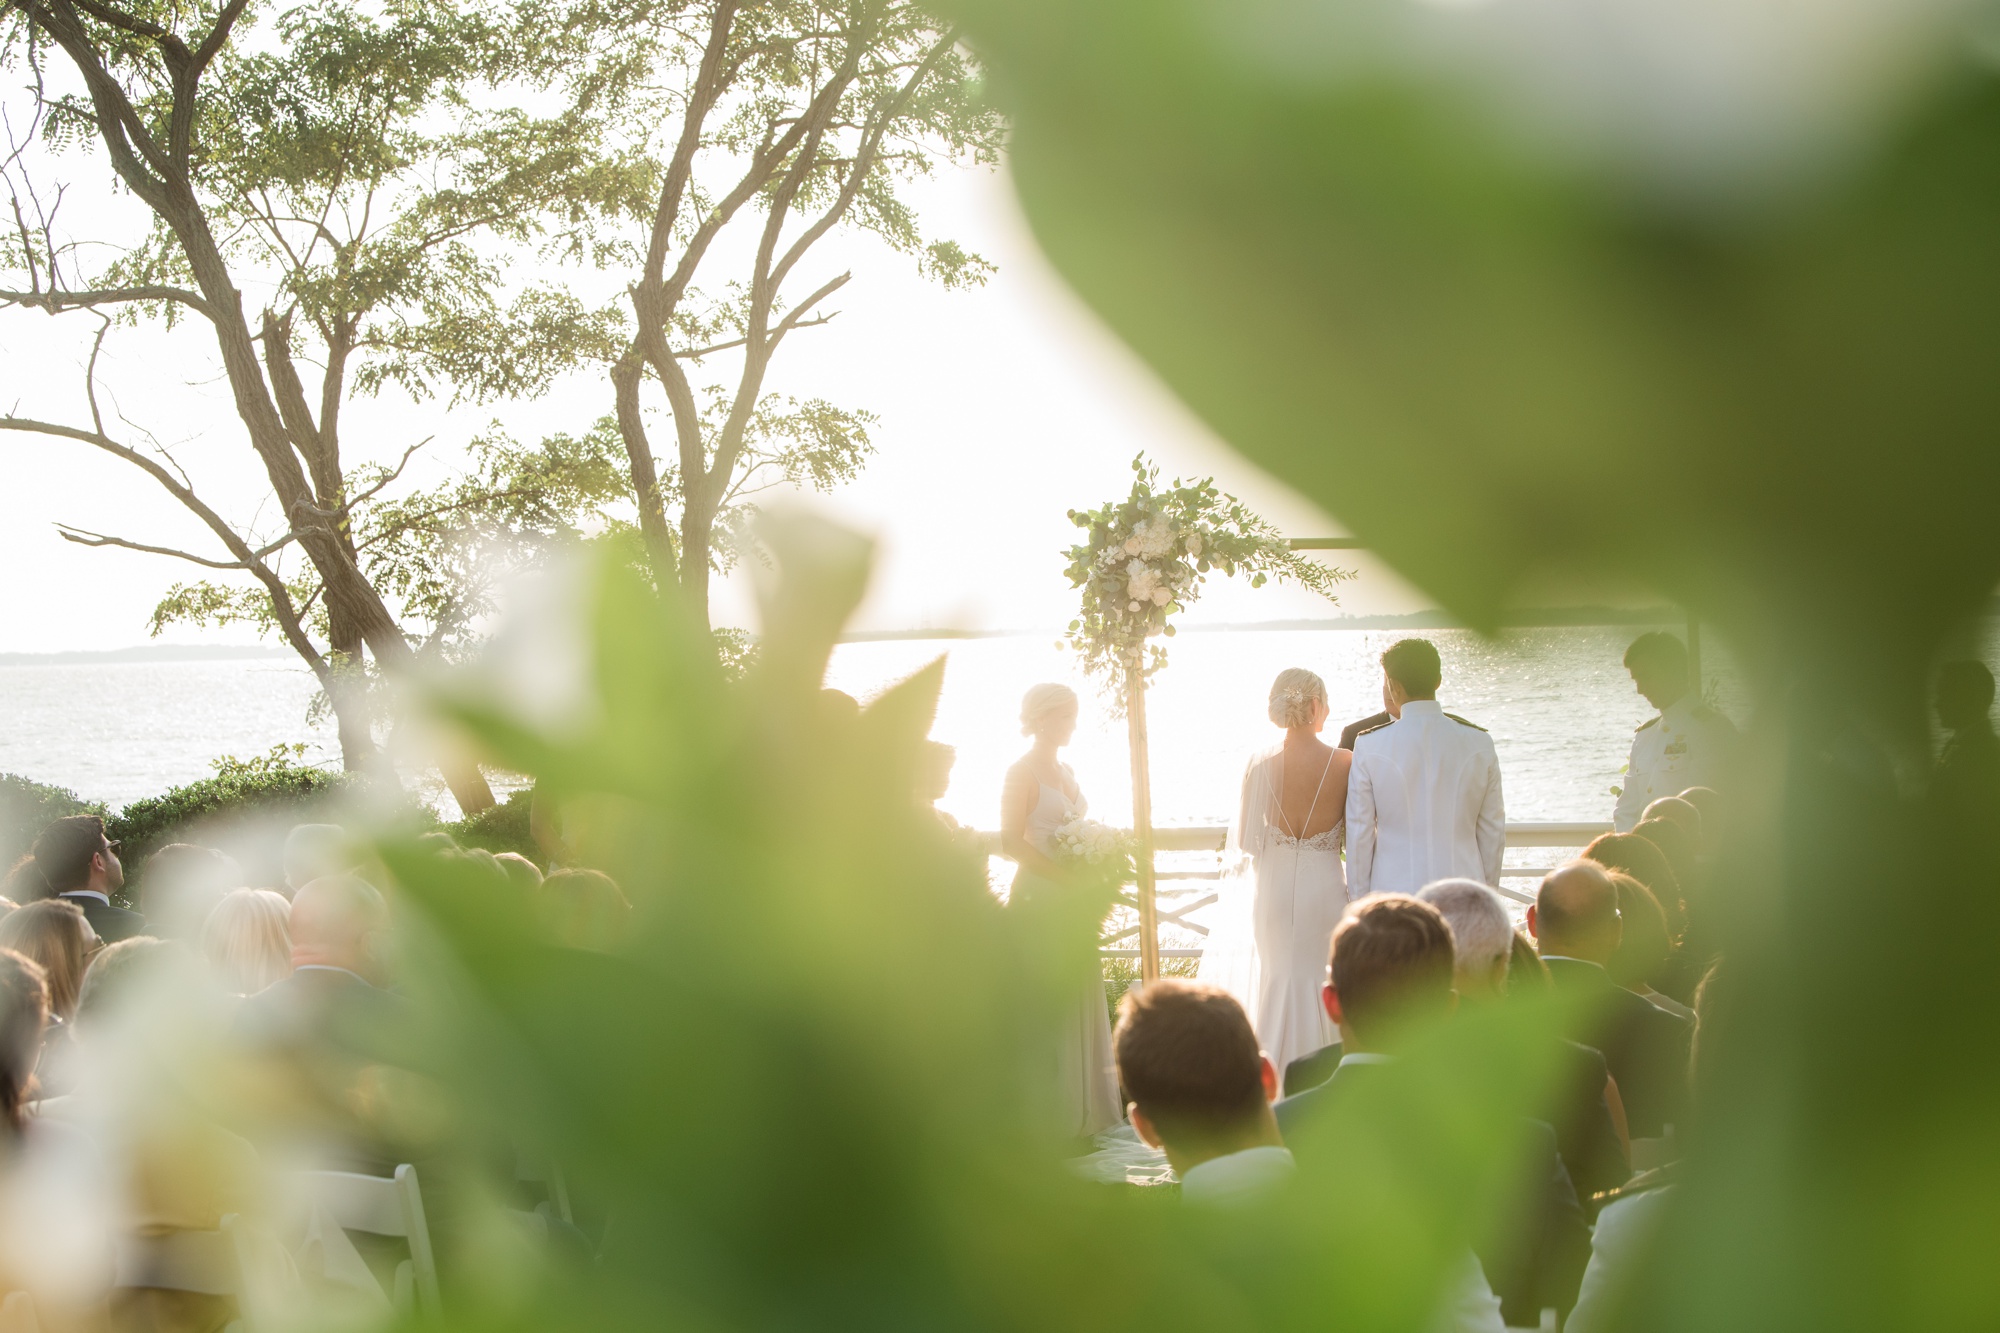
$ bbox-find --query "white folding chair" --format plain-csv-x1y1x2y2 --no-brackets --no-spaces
515,1152,575,1226
291,1165,441,1317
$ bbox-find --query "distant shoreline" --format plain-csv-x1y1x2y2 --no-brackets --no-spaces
1,609,1700,662
836,606,1692,642
0,645,293,666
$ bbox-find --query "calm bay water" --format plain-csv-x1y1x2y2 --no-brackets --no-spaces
0,628,1744,822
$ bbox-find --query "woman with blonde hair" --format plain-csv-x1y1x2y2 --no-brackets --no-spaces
201,888,294,996
999,681,1121,1138
1200,667,1352,1073
0,899,95,1022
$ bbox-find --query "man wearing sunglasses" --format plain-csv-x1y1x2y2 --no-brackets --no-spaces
26,815,146,943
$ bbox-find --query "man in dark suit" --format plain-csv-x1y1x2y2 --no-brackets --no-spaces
1418,879,1629,1199
1338,710,1392,751
238,874,410,1172
1529,861,1693,1142
27,815,146,942
1276,895,1590,1325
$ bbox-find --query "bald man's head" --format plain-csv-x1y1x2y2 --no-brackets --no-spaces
289,874,389,981
1532,861,1622,965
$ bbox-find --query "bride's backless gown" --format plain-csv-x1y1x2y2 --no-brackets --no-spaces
1011,773,1123,1139
1201,749,1349,1075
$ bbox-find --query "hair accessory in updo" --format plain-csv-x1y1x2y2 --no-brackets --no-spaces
1020,683,1080,737
1267,668,1327,728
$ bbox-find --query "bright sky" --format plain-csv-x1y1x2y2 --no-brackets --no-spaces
0,159,1434,653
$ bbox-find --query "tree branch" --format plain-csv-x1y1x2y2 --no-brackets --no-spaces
55,524,299,569
0,284,216,318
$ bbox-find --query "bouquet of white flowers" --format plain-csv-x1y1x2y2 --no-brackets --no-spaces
1050,817,1132,870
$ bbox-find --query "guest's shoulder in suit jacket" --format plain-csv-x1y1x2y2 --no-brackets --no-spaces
1283,1042,1344,1097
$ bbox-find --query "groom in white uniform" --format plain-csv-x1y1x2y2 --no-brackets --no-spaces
1346,639,1505,896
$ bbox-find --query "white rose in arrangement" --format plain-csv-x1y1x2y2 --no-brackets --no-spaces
1132,513,1177,559
1185,531,1204,557
1050,817,1131,868
1151,587,1171,606
1125,559,1162,604
1122,536,1142,555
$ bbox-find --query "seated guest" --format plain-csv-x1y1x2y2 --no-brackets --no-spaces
493,852,545,892
21,816,144,942
1638,796,1701,848
1275,897,1508,1332
282,824,358,894
1565,965,1720,1333
39,938,263,1333
237,875,408,1174
1419,881,1628,1199
0,900,97,1093
1674,787,1722,853
1529,863,1693,1142
141,843,243,943
1581,832,1686,944
0,949,49,1136
1631,818,1698,902
1604,874,1693,1021
0,947,112,1321
541,869,632,952
0,899,94,1024
202,888,294,996
1113,979,1291,1204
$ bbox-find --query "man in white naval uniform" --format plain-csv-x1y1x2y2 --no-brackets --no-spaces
1346,639,1505,897
1612,632,1737,831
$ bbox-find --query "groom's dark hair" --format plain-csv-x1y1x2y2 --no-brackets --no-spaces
1381,639,1442,698
1115,980,1265,1140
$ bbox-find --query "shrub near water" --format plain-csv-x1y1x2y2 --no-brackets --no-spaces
0,774,104,872
108,746,349,893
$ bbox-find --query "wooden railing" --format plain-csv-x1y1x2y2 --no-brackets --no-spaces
977,822,1611,960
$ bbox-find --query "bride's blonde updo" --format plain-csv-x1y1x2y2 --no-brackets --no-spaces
1268,668,1327,728
1020,683,1080,737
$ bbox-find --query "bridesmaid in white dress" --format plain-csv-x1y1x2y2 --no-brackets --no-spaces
1201,668,1352,1074
1000,682,1122,1139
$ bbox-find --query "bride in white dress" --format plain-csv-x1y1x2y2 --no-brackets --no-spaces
1000,683,1123,1139
1200,668,1353,1075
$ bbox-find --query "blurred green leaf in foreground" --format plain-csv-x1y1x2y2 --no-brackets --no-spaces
376,516,1571,1333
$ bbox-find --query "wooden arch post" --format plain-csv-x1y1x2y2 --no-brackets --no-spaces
1125,664,1161,983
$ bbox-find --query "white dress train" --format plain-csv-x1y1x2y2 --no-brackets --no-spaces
1200,748,1349,1075
1011,776,1123,1139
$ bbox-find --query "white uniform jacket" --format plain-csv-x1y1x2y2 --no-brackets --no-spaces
1345,700,1505,897
1612,696,1737,831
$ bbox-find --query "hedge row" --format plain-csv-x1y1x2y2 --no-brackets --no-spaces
1,763,539,902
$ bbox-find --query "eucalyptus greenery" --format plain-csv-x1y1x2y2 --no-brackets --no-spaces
1063,455,1347,690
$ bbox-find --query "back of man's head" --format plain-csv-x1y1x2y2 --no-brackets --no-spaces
1114,980,1266,1148
1624,633,1689,691
142,843,242,942
288,875,388,977
76,937,171,1030
28,816,107,897
282,824,356,894
1329,895,1456,1047
1380,639,1442,700
1937,659,1996,732
1416,879,1513,996
1534,861,1621,964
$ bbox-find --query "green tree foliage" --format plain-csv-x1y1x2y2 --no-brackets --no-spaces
0,0,637,809
527,0,1004,623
